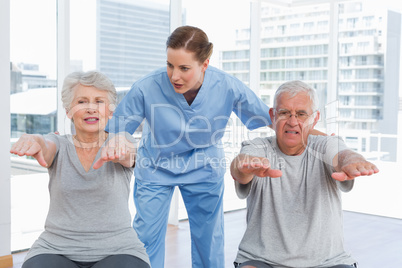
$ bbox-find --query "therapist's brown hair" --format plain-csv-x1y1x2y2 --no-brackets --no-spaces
166,25,213,64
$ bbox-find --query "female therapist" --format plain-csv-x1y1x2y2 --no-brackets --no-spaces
95,25,272,268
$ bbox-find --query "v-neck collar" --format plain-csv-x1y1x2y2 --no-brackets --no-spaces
173,67,210,112
66,135,104,174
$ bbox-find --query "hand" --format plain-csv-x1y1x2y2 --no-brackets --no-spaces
93,133,136,169
332,159,379,181
237,156,282,178
10,134,48,167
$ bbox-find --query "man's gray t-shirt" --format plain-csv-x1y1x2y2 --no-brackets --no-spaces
24,134,150,265
235,135,356,268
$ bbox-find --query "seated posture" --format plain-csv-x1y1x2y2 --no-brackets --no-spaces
10,71,150,268
230,80,379,268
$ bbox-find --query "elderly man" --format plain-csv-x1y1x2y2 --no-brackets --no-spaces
230,80,379,268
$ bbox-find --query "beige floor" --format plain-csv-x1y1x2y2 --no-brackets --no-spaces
11,209,402,268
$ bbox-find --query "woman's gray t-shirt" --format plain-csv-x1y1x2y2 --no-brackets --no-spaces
24,134,150,265
235,135,356,268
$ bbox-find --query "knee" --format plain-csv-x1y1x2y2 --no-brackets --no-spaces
135,224,161,244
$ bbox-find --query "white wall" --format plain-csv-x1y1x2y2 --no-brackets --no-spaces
0,0,11,258
342,160,402,219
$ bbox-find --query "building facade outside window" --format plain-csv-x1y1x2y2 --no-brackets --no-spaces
4,0,402,258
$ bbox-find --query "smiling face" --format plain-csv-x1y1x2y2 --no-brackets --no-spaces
166,48,209,95
269,91,320,155
67,84,112,137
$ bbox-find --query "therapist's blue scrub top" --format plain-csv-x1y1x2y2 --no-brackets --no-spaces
105,66,272,185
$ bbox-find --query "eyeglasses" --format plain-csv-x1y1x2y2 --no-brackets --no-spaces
274,109,315,123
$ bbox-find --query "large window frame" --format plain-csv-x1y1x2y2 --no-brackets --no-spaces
0,0,184,258
1,0,402,261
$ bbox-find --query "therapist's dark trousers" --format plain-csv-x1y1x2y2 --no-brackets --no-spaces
22,254,150,268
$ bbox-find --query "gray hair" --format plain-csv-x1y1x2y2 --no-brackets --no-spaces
273,80,319,111
61,70,117,110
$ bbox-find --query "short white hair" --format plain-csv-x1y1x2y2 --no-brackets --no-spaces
274,80,319,111
61,70,117,110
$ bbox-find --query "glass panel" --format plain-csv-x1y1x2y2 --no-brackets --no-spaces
9,0,401,256
182,0,252,217
71,0,170,141
218,2,402,266
10,0,172,252
221,0,402,221
71,0,170,98
334,1,402,224
10,0,57,251
70,0,170,220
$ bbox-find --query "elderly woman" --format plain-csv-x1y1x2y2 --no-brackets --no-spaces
10,71,150,268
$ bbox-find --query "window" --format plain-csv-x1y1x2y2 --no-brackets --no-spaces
347,17,358,28
183,0,252,216
4,0,402,258
303,22,314,32
10,0,57,251
253,1,402,223
9,0,171,252
317,20,328,30
290,23,300,33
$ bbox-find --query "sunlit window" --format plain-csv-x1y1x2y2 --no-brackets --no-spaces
10,0,171,252
6,0,402,257
220,1,402,224
10,0,57,251
182,0,252,215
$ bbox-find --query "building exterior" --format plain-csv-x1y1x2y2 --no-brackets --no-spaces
96,0,170,87
11,0,171,141
10,62,22,94
10,88,57,138
220,2,401,161
10,62,56,94
10,62,58,138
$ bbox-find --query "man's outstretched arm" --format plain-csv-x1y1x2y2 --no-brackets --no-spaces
332,150,379,181
230,154,282,184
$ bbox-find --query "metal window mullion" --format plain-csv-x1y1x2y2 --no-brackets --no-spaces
57,0,70,134
250,0,262,95
327,0,339,135
169,0,182,33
